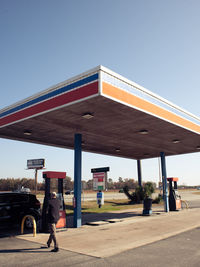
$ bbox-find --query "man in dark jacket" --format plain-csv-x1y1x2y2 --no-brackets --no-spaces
46,192,60,252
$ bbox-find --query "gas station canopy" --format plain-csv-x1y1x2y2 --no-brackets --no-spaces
0,65,200,160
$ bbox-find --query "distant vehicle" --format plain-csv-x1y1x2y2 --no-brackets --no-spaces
20,187,31,193
14,186,31,194
0,192,41,229
65,190,74,195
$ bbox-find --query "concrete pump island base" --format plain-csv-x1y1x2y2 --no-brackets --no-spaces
1,65,200,227
17,206,200,258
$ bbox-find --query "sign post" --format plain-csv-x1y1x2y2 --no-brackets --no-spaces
35,169,38,195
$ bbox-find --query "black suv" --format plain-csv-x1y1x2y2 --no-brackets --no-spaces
0,192,41,229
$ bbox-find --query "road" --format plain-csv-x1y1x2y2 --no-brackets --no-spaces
37,189,200,203
38,191,128,204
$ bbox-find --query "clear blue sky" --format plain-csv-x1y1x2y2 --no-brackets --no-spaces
0,0,200,185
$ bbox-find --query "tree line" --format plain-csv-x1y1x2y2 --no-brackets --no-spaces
0,178,45,191
0,177,155,191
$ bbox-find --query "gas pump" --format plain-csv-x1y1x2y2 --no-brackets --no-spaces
167,177,181,211
41,171,66,232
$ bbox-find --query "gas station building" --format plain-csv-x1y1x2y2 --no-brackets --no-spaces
1,65,200,227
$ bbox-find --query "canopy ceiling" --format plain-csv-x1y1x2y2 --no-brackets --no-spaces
1,66,200,160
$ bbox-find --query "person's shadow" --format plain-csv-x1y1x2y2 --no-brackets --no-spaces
0,247,50,253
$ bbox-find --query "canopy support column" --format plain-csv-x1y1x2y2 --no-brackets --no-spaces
73,133,82,228
137,159,142,187
160,152,169,212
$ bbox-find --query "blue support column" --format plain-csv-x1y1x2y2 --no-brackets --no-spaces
137,159,142,187
160,152,169,212
73,133,82,228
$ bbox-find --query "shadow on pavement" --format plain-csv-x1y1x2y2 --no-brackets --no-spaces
0,247,49,253
0,211,143,236
0,224,34,238
0,203,165,236
66,209,160,228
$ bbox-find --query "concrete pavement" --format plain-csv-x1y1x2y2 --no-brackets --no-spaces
17,205,200,258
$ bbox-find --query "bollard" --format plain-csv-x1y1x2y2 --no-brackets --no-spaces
21,215,37,237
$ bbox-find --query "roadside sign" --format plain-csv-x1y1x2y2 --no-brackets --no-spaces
97,191,104,207
27,158,45,169
97,191,103,198
27,158,45,195
91,167,110,191
91,167,110,173
93,172,105,190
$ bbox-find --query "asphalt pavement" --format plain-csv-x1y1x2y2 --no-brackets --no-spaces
1,190,200,266
2,226,200,267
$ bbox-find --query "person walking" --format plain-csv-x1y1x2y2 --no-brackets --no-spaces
46,192,60,252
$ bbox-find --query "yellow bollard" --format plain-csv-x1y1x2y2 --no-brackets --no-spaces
21,215,37,237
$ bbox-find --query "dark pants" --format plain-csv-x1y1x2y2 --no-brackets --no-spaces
47,223,58,248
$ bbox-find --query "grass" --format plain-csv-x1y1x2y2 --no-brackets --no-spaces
65,199,158,215
37,191,163,215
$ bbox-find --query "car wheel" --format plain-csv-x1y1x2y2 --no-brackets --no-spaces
24,216,35,229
